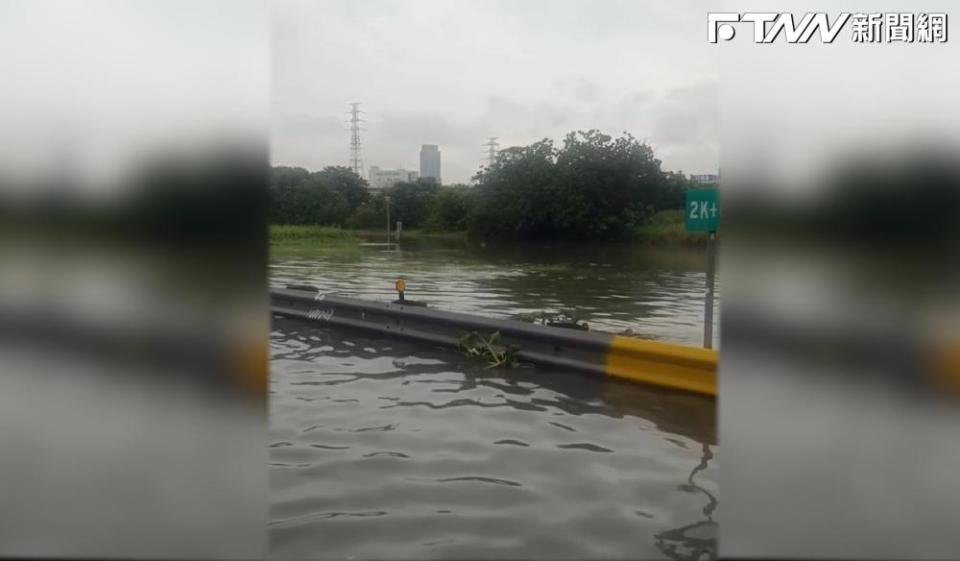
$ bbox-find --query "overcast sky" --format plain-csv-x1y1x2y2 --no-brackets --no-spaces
271,0,718,184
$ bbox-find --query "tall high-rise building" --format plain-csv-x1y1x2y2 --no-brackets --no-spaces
419,144,441,183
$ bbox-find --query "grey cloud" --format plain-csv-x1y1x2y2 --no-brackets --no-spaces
270,0,719,183
651,82,718,145
374,112,477,147
649,82,719,173
274,113,344,137
624,91,655,106
484,96,530,121
483,96,577,141
556,78,603,103
493,0,688,38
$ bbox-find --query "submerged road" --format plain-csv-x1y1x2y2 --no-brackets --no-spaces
270,242,719,559
270,318,717,560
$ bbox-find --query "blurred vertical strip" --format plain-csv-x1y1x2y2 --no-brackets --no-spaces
0,1,268,559
718,0,960,558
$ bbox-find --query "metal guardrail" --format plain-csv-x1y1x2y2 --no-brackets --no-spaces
270,286,717,396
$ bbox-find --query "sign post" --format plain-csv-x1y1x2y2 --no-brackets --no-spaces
685,188,719,349
703,232,716,349
384,195,391,246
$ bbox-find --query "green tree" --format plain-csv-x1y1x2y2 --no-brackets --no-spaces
268,165,368,225
270,166,310,190
468,139,558,240
657,171,691,212
552,130,662,239
313,166,369,210
467,130,672,241
383,179,440,229
346,193,387,229
425,184,472,231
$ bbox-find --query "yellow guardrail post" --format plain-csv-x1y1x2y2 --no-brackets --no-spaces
605,336,717,396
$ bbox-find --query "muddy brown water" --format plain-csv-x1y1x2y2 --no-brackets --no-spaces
270,241,718,560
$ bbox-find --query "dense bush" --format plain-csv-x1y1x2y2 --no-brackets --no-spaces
345,196,386,229
268,166,367,226
425,185,472,231
384,181,440,229
468,130,687,241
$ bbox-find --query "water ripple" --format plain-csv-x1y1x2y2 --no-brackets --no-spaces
271,244,718,559
433,476,524,488
271,320,717,560
556,442,615,453
270,244,719,347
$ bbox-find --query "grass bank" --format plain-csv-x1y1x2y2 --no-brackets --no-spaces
270,216,705,247
269,225,358,245
348,229,468,242
632,210,708,247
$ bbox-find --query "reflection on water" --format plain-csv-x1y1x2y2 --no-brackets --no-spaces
655,443,718,561
270,318,717,560
270,240,719,347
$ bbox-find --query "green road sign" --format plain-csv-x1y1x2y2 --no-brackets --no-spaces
685,188,719,232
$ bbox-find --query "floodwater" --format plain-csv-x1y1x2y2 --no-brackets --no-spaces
270,239,719,347
270,239,718,560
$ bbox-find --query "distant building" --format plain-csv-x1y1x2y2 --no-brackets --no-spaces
419,144,441,183
690,173,720,184
368,166,418,190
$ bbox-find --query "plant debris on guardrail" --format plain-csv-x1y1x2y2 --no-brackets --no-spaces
514,309,589,331
457,331,519,368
